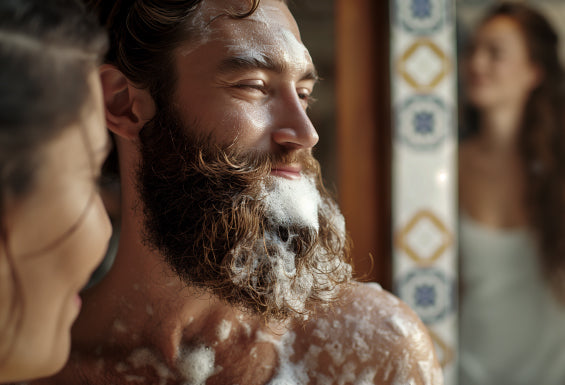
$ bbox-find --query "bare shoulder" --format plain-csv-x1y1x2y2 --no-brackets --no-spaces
290,282,444,384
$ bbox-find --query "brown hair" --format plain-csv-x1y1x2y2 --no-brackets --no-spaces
0,0,107,365
475,3,565,297
86,0,263,107
86,0,266,180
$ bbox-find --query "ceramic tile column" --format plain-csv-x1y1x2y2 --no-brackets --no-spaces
390,0,458,383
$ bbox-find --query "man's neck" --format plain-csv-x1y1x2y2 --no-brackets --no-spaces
70,217,287,366
64,246,283,385
74,243,222,358
59,152,285,384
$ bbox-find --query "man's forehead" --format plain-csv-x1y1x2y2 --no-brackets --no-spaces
180,0,312,70
188,0,292,29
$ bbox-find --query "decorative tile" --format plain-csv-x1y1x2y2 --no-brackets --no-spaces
391,0,457,381
396,95,451,150
397,0,445,33
395,209,453,265
396,267,454,324
397,39,450,92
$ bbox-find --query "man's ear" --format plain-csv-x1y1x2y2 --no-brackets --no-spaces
99,64,156,140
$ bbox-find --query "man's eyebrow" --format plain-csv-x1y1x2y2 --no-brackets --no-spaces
217,54,319,82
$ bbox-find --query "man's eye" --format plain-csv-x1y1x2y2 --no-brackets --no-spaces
297,88,316,108
234,81,266,93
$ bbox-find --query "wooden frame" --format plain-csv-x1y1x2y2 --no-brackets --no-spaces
335,0,392,288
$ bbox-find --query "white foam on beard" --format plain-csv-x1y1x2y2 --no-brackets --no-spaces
230,176,351,318
230,176,321,316
264,231,314,314
229,235,314,317
263,176,321,231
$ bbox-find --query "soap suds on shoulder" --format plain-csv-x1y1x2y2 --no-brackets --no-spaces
177,344,217,385
261,284,441,384
124,348,174,385
216,319,232,342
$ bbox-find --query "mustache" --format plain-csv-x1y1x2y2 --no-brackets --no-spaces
139,108,319,183
158,134,325,199
185,141,319,180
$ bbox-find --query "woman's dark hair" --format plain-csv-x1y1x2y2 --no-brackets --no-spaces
464,2,565,298
0,0,107,363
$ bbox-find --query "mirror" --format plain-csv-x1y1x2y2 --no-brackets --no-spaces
457,1,565,384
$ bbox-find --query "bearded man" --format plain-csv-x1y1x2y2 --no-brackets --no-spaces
31,0,443,384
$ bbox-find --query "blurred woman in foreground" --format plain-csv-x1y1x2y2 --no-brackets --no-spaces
0,0,111,382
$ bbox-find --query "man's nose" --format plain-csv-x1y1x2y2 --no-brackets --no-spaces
271,90,319,150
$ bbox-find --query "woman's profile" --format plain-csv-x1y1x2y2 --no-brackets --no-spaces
0,0,111,382
459,2,565,384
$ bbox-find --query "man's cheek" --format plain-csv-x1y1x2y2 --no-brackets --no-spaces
225,105,274,145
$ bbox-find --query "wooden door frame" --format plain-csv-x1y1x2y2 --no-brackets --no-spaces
336,0,392,289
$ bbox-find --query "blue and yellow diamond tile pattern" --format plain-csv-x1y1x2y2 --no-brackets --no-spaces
398,38,450,92
396,267,455,325
391,0,458,382
396,0,445,34
396,95,451,150
395,209,453,265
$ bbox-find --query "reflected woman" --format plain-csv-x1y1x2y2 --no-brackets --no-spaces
459,3,565,385
0,0,111,382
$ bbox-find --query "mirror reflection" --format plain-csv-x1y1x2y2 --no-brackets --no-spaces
457,1,565,384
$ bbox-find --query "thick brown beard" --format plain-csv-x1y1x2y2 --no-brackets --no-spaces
138,106,352,321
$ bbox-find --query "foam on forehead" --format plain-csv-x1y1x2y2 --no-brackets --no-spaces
224,28,310,72
180,0,310,65
178,1,219,55
225,3,309,64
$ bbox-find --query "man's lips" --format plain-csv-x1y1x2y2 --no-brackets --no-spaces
271,165,302,180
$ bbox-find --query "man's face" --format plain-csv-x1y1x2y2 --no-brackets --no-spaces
138,0,352,321
173,0,319,157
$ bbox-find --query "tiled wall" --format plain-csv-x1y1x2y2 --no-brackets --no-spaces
390,0,459,383
392,1,565,384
